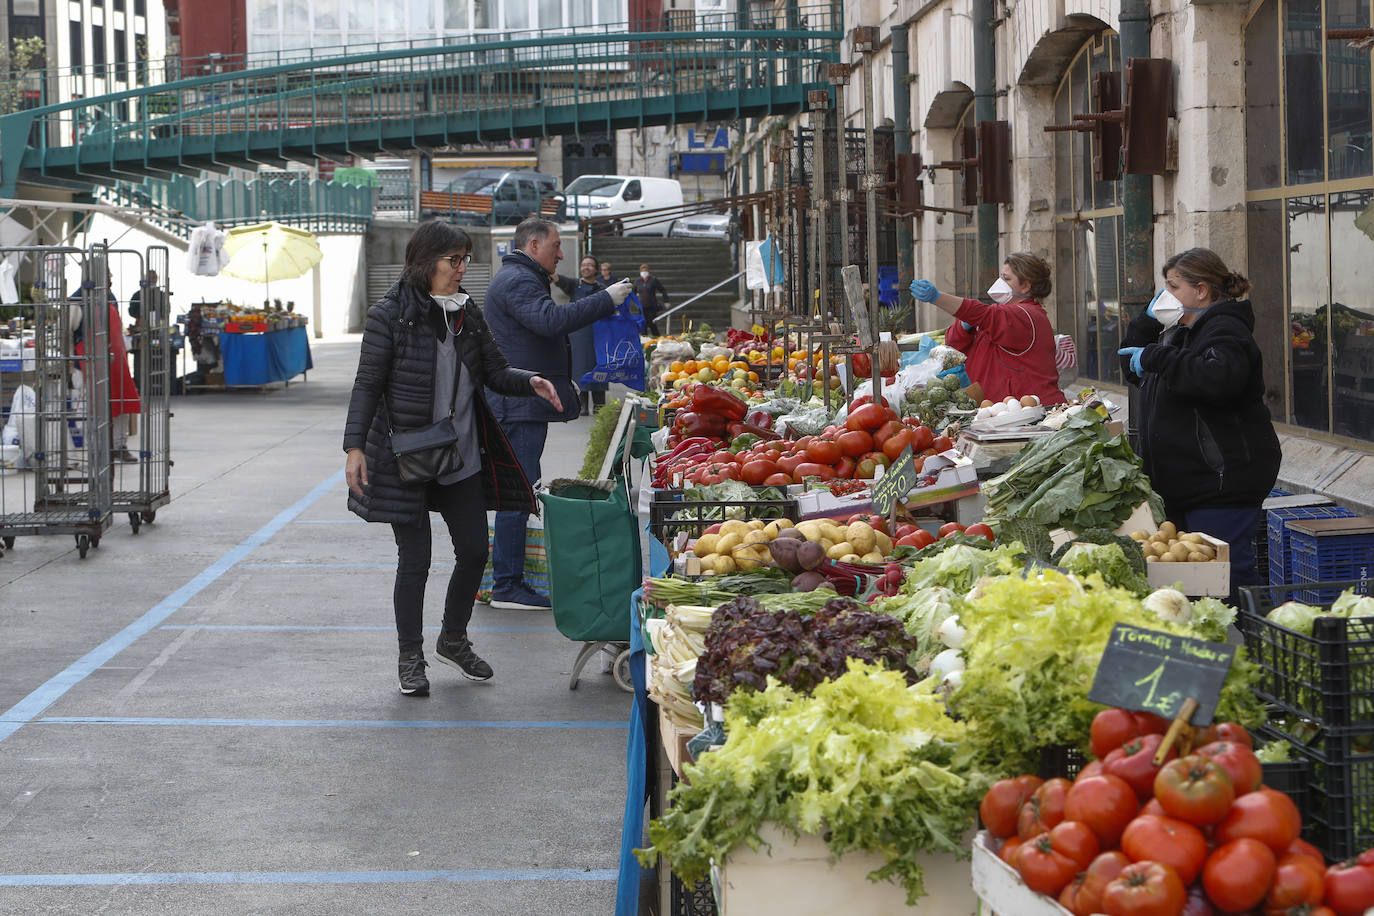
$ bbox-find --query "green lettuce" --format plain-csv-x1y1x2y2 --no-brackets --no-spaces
1058,542,1150,596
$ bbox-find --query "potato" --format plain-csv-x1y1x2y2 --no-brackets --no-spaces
796,521,826,542
820,523,847,544
773,517,795,531
861,550,885,564
873,530,893,556
1187,552,1209,562
840,553,861,563
734,554,761,571
1145,554,1158,563
1159,521,1177,539
719,520,750,538
715,532,743,554
1169,542,1192,562
713,554,737,574
1191,543,1215,560
1150,542,1169,558
1180,532,1204,544
693,533,720,556
827,541,854,560
747,519,767,531
845,522,877,555
1159,553,1177,562
743,529,770,546
1130,530,1150,542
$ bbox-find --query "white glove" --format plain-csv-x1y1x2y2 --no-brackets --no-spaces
606,280,633,306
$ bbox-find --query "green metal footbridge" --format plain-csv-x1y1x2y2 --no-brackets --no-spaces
0,7,841,200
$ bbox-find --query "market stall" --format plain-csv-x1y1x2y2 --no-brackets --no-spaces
181,304,311,389
596,319,1374,916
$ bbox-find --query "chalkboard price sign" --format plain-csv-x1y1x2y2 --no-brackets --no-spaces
871,445,918,516
1087,623,1236,726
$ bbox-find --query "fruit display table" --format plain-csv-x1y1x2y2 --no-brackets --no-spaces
218,325,313,387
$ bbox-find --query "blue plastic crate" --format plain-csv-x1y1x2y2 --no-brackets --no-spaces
1289,519,1374,604
1269,505,1357,585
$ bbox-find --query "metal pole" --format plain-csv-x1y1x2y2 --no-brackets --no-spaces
810,94,829,317
1119,0,1153,440
860,36,882,408
973,0,998,292
890,23,915,330
830,65,850,289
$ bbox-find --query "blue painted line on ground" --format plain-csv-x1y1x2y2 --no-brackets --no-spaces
240,562,455,568
0,867,618,887
38,716,627,729
159,625,547,632
296,518,366,524
0,470,345,745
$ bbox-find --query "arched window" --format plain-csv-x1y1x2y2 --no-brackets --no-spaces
1053,32,1123,383
1245,0,1374,442
952,103,977,296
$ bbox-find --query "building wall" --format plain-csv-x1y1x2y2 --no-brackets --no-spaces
47,0,168,107
175,0,246,63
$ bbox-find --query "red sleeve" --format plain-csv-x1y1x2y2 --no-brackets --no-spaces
953,298,1036,352
944,318,974,351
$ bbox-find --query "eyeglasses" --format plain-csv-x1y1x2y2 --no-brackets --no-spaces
440,253,472,268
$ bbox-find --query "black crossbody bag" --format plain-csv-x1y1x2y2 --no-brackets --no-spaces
389,312,464,485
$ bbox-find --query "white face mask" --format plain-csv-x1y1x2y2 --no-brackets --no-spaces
640,271,649,279
987,277,1016,304
1151,288,1187,329
434,292,469,313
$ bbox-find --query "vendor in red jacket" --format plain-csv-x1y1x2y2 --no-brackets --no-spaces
909,252,1067,406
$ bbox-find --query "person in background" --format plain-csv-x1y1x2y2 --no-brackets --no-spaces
570,255,608,417
482,217,633,610
633,264,669,338
1117,247,1280,598
344,221,564,696
128,269,167,393
598,261,615,288
72,274,141,463
909,252,1067,406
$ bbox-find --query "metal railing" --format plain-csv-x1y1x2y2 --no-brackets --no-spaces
657,270,746,323
0,4,840,194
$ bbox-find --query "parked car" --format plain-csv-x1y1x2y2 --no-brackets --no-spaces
563,175,684,236
669,213,732,240
422,168,563,225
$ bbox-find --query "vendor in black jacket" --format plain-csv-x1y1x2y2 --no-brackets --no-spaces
343,221,565,697
1118,247,1281,597
482,217,633,611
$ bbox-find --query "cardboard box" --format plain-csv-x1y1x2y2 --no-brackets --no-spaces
791,450,979,520
1145,533,1231,597
657,705,698,779
971,831,1080,916
717,824,978,915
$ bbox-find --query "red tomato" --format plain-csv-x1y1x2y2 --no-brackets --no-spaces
805,439,842,465
896,530,936,550
845,403,888,432
707,449,737,464
1265,853,1327,912
716,463,741,481
1017,778,1072,840
1193,740,1263,796
1195,721,1255,749
834,456,857,479
703,523,722,535
864,451,890,467
938,522,967,539
1120,814,1209,885
1075,760,1104,783
849,352,872,378
1103,733,1178,800
1152,755,1236,826
775,454,805,476
910,424,935,450
835,429,873,458
1100,861,1187,916
1048,820,1101,870
894,524,917,540
1064,774,1139,848
931,435,955,452
1016,831,1082,896
1138,798,1167,818
980,776,1045,838
1090,708,1144,759
855,458,877,480
1133,712,1171,734
964,522,995,542
1060,850,1130,916
792,462,835,483
871,420,905,449
1286,837,1327,868
1325,860,1374,916
739,459,778,486
881,428,917,462
998,835,1026,866
1202,838,1277,913
1213,787,1301,853
762,473,793,486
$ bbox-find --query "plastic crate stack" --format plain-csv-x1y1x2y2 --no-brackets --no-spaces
1268,504,1357,585
1254,489,1293,583
1288,517,1374,603
1238,579,1374,860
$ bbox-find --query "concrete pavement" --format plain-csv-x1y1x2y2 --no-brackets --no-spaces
0,337,631,914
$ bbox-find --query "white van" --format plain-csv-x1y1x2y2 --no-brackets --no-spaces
563,175,684,236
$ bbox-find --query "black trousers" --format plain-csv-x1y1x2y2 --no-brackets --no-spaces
390,474,488,654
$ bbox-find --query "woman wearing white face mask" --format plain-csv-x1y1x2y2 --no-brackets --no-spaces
1117,247,1280,599
909,252,1067,405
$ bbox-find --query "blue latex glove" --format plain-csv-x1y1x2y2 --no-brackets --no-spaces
909,279,940,303
960,321,974,331
1145,288,1164,321
1118,346,1145,375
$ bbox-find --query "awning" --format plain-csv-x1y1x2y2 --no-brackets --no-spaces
431,156,538,169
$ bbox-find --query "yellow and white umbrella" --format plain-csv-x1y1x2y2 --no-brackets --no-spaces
222,222,324,306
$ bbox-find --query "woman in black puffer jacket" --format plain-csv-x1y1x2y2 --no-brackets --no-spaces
1118,247,1281,598
344,221,563,697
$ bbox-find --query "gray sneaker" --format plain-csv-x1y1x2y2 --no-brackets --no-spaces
398,651,430,696
435,631,494,681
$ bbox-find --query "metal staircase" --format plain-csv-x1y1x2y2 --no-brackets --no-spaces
0,7,841,198
592,236,738,331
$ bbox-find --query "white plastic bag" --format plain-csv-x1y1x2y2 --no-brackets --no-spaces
8,384,35,466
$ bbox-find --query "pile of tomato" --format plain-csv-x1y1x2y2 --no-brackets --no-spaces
983,707,1374,916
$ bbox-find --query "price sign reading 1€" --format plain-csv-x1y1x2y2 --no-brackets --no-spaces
871,445,918,517
1087,623,1236,726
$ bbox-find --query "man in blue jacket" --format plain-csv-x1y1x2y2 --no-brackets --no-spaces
483,217,633,610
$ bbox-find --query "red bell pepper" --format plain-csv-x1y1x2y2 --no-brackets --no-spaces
744,409,774,430
690,385,747,421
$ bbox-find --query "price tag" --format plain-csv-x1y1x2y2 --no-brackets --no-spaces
1088,623,1236,726
871,445,917,517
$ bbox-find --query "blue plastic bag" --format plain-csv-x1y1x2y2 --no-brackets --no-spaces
580,294,647,391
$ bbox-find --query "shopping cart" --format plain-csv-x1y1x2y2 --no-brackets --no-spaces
0,245,114,557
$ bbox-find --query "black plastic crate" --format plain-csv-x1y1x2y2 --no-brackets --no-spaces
1256,723,1374,862
1238,579,1374,729
648,488,798,545
1261,757,1310,837
1036,744,1088,781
